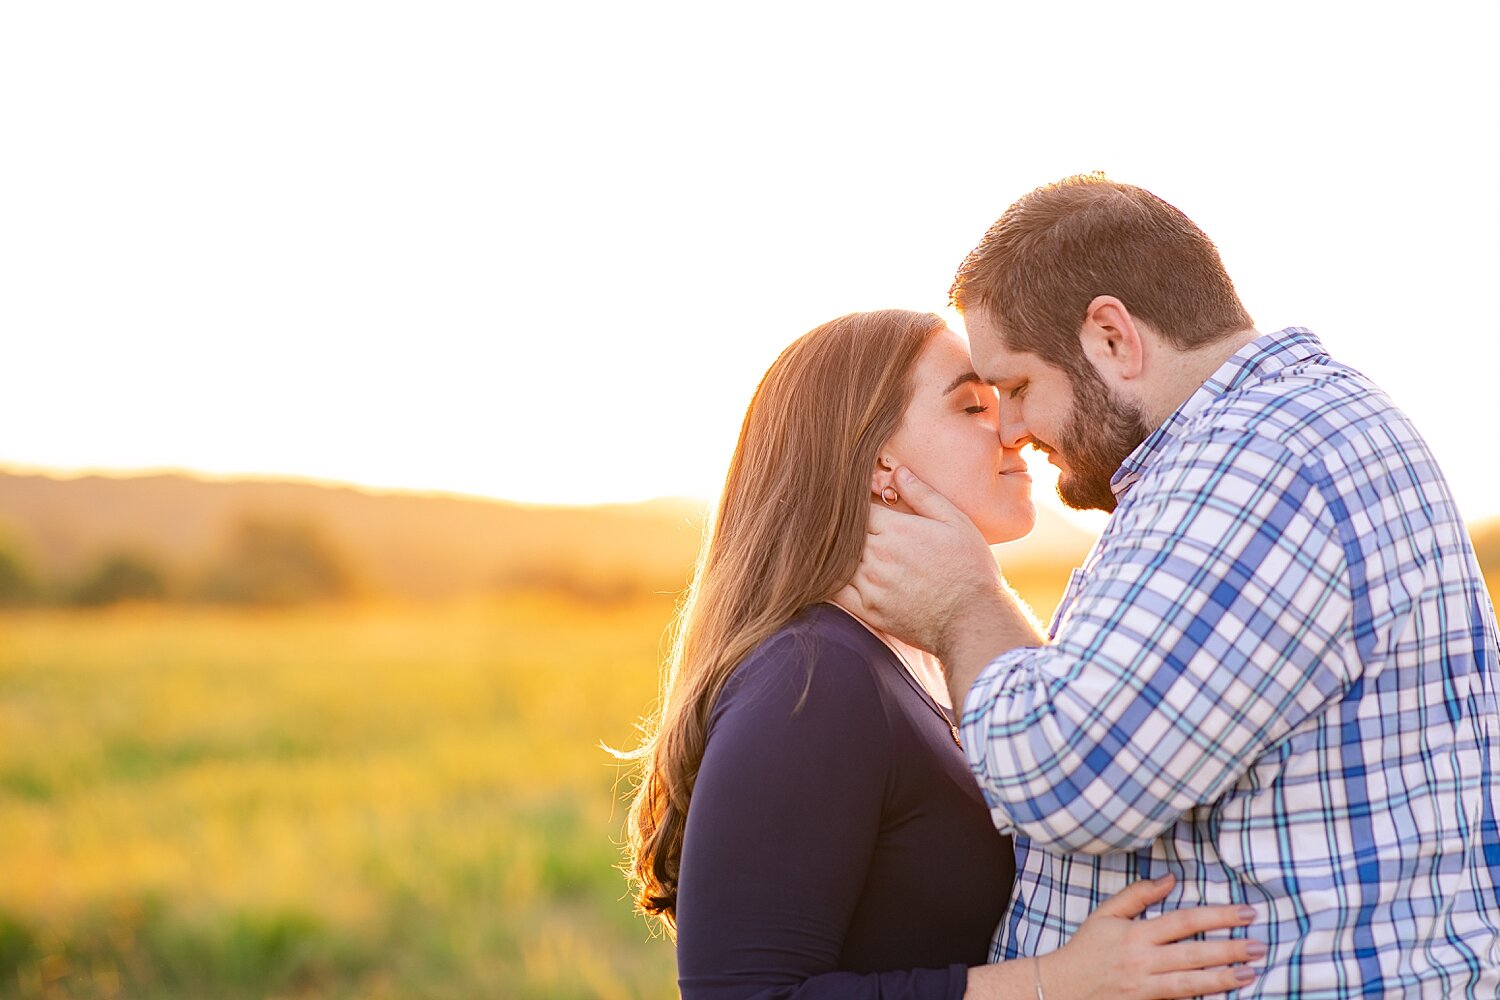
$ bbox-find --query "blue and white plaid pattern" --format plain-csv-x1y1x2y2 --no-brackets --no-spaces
963,329,1500,997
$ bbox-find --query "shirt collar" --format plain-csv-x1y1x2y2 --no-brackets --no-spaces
1109,327,1329,501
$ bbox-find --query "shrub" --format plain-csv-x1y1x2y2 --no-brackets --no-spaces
197,518,357,605
70,552,169,606
0,546,37,606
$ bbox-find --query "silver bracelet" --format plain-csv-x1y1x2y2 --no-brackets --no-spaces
1033,955,1045,1000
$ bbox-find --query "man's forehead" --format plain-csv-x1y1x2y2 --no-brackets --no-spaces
967,331,1040,383
959,310,1012,356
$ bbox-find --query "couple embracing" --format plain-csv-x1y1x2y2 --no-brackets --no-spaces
623,175,1500,999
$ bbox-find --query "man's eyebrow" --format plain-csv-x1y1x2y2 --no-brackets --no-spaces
942,371,993,395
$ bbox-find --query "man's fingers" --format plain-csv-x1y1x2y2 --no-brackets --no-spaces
831,582,866,615
893,467,965,525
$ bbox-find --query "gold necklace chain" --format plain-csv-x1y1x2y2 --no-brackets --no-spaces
830,602,962,749
888,642,963,750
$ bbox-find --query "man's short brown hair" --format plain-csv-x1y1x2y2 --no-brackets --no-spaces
950,174,1253,370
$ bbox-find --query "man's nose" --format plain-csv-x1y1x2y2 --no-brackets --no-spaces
998,405,1030,450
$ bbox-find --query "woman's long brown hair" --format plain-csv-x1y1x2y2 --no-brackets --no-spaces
621,309,945,932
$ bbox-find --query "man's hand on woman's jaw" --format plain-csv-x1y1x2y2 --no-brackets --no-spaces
836,467,1044,710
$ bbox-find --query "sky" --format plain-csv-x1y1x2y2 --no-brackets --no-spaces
2,2,1497,526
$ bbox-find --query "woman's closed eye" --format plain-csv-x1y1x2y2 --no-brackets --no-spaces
964,385,1000,415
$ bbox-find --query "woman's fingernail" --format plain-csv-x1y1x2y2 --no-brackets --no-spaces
896,467,916,485
1245,940,1268,958
1237,905,1257,921
1154,873,1174,886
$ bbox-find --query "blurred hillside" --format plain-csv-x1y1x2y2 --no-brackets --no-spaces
0,468,1493,609
0,470,1100,606
0,471,706,603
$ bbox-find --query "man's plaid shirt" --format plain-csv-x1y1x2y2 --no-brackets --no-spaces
963,328,1500,997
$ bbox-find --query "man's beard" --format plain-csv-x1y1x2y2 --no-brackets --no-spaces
1036,364,1153,513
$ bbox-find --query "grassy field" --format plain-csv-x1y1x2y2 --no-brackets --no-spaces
0,596,684,999
5,559,1430,999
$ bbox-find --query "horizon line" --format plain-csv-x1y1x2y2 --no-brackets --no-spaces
0,460,713,513
3,459,1496,531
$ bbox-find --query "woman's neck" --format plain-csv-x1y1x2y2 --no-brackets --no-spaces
828,599,952,709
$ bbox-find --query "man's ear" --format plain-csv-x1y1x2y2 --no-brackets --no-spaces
1079,295,1146,384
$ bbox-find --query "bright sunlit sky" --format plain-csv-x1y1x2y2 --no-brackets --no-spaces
3,2,1497,526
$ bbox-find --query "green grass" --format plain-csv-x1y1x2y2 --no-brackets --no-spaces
0,596,680,999
0,562,1301,999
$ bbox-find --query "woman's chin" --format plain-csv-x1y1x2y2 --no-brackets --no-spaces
977,508,1036,546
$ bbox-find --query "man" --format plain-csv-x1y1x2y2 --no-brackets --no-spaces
840,174,1500,996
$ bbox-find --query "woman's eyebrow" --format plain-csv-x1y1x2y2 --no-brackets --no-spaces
942,371,992,395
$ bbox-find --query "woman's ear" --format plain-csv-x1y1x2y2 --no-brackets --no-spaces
870,454,898,497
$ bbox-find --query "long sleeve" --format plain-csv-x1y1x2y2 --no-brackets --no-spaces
981,330,1500,994
962,429,1356,853
675,627,968,1000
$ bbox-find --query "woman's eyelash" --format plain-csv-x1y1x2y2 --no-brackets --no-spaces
965,404,991,414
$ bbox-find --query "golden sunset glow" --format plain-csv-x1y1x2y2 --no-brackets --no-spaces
0,7,1496,994
0,3,1496,521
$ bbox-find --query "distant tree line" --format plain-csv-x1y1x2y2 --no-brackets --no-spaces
492,564,663,605
0,517,357,607
4,515,1491,610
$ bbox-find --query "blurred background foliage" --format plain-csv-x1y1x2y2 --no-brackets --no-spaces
0,469,1494,998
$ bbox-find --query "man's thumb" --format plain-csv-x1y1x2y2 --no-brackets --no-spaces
894,467,961,522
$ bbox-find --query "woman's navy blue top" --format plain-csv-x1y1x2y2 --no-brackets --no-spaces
675,603,1015,999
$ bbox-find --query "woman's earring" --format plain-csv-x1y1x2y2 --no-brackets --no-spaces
880,486,899,507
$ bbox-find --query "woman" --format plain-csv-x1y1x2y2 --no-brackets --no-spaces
623,310,1262,998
